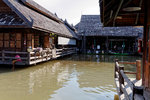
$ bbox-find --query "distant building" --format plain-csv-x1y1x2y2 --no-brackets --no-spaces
75,15,143,55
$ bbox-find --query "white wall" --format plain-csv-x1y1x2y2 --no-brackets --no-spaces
58,37,76,45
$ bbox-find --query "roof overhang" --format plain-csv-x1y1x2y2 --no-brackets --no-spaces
0,25,29,28
99,0,144,27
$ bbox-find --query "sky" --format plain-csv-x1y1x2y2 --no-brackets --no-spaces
34,0,100,25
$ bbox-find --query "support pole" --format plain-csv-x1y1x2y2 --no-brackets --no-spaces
136,60,141,80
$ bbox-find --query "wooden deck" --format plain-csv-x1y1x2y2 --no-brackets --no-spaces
115,60,144,100
115,78,143,100
0,48,77,65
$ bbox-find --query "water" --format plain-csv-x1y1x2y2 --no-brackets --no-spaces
0,55,141,100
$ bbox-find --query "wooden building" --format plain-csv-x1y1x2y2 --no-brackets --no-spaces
0,0,78,65
75,15,143,55
100,0,150,99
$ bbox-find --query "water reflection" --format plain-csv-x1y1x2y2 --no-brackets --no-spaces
0,55,141,100
68,54,141,63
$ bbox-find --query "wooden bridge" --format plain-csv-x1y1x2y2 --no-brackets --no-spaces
115,60,144,100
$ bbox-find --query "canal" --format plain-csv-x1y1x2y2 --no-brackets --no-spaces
0,55,141,100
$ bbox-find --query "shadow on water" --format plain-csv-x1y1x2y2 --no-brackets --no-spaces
0,64,30,74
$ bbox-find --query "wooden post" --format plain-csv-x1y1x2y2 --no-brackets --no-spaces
28,52,31,65
12,60,17,71
115,59,119,78
119,66,124,94
34,52,37,65
2,50,4,62
136,60,141,80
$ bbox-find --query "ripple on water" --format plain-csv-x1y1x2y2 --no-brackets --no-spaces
0,55,141,100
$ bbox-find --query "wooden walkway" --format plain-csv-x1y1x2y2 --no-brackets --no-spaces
115,60,144,100
0,48,77,65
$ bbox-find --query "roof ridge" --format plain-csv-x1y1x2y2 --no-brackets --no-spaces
20,0,62,23
82,14,99,16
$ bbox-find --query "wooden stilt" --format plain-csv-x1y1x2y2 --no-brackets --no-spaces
12,60,17,71
136,60,141,80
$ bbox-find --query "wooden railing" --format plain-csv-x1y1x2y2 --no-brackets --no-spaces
0,48,77,65
29,49,52,65
115,59,143,100
56,48,77,58
118,60,141,80
0,50,29,65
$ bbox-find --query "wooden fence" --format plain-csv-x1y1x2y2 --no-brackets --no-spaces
0,50,28,65
115,59,144,100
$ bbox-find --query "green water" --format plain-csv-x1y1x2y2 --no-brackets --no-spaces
0,55,141,100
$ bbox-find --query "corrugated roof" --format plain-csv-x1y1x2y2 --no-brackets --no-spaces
75,15,143,37
1,0,77,39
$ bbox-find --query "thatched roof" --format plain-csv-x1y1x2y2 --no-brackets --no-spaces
75,15,143,37
64,20,79,39
20,0,61,23
0,0,77,39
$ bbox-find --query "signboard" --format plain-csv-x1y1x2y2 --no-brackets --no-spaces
58,37,76,45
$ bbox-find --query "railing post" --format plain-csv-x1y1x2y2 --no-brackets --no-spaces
119,66,124,94
136,60,141,80
2,50,5,62
115,59,119,78
28,52,31,65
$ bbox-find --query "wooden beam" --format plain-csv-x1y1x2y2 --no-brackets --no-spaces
120,70,134,90
121,84,130,100
122,0,132,8
119,61,136,65
135,0,143,25
113,0,124,26
105,0,115,9
119,66,124,94
124,72,136,74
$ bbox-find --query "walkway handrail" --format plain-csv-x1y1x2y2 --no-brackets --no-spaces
118,60,141,80
115,59,143,100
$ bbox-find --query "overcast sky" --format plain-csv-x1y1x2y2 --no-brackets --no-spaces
34,0,100,25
